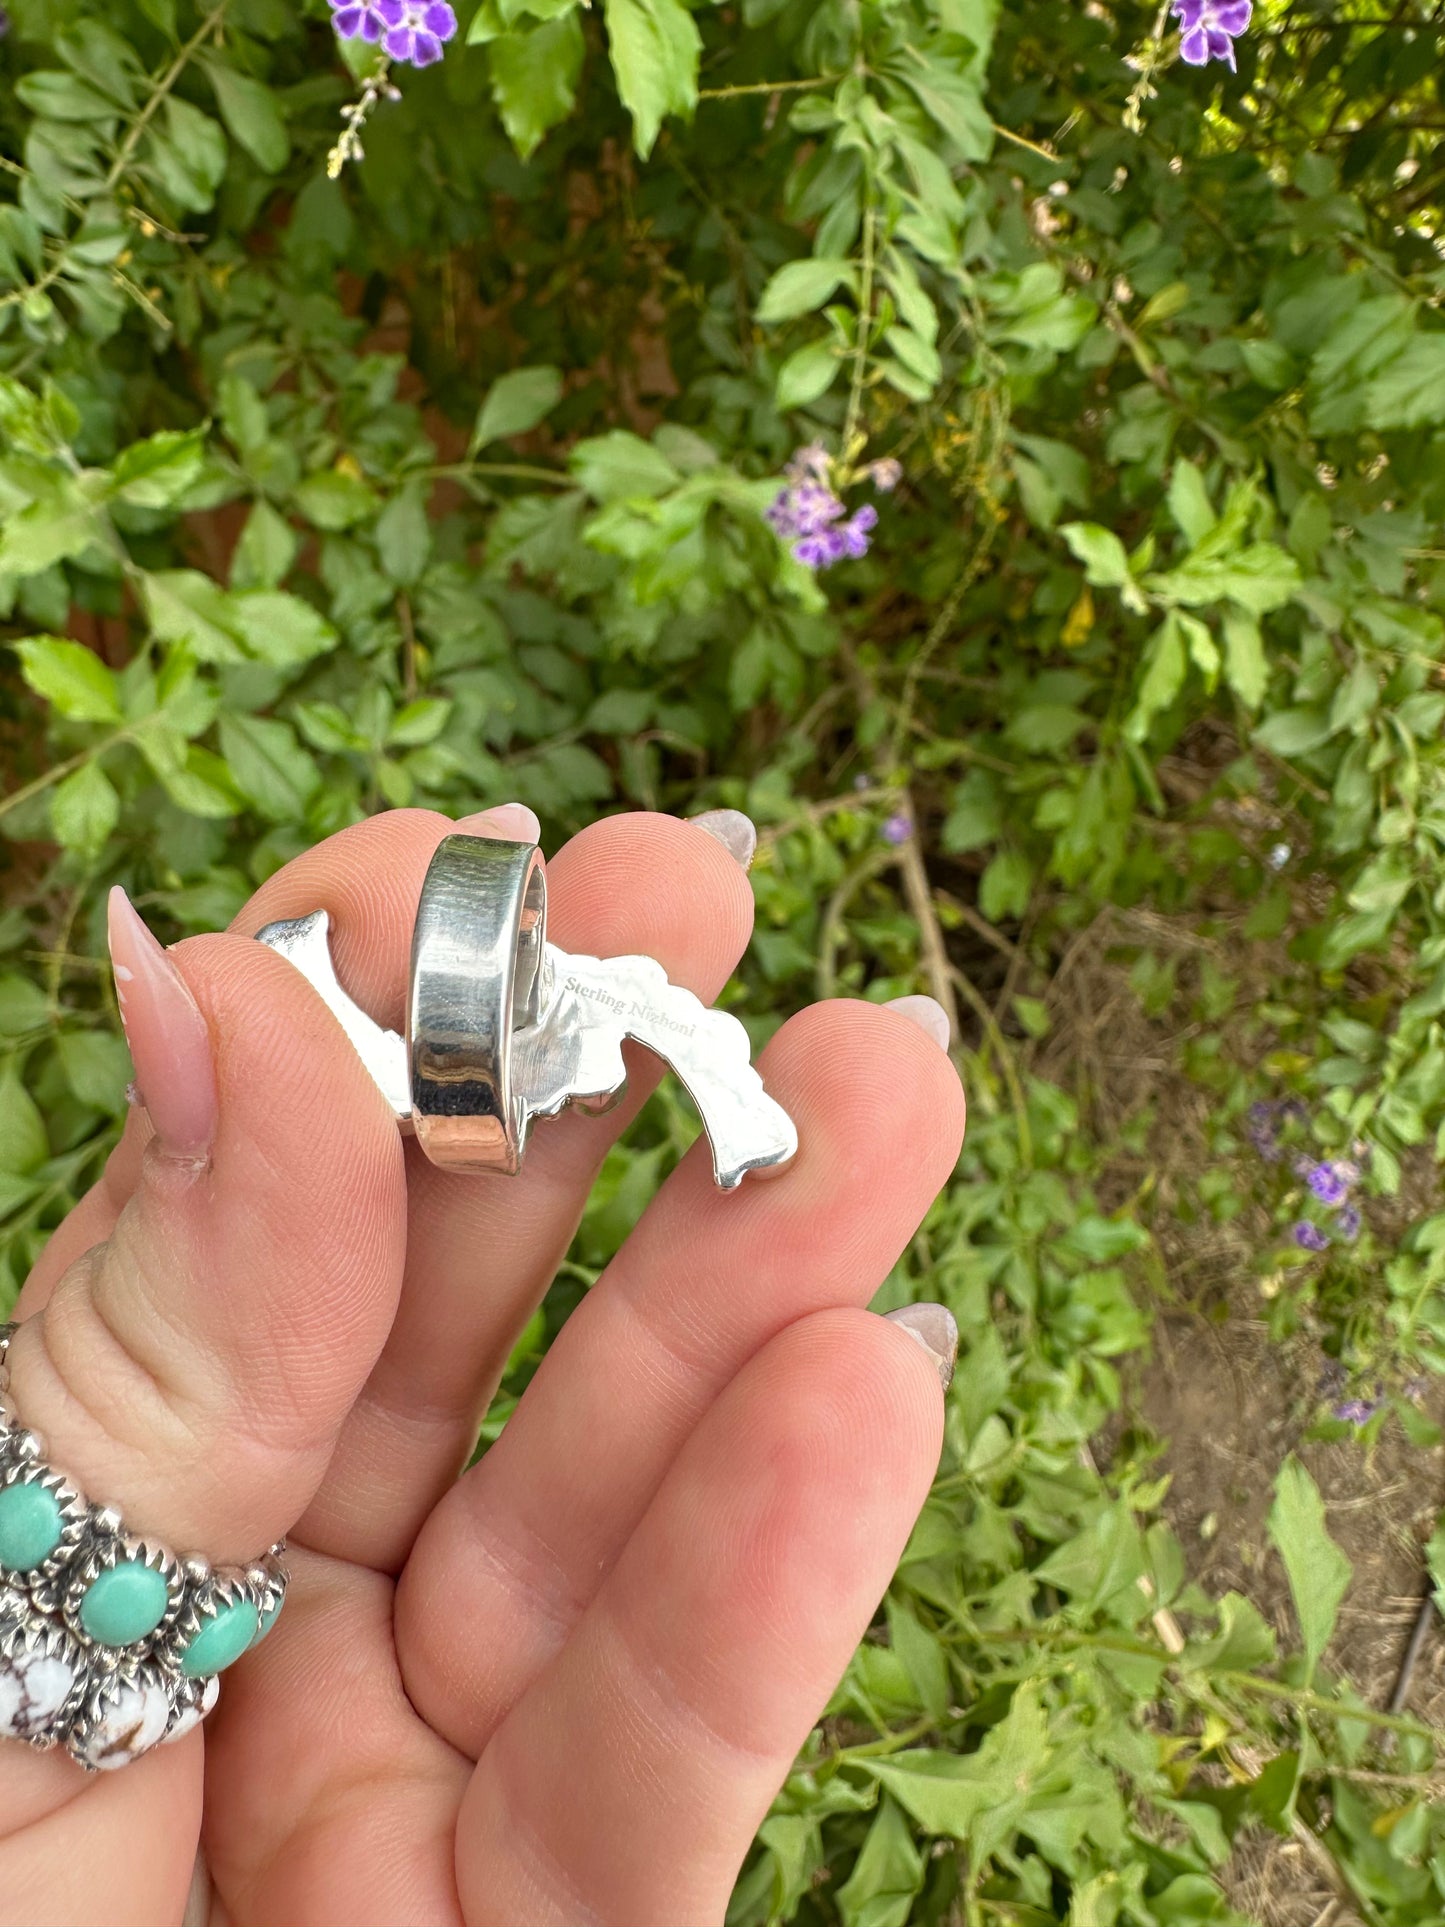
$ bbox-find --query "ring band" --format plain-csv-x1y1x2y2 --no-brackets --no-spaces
0,1324,288,1771
408,833,549,1175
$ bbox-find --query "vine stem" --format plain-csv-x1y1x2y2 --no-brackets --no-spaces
0,734,128,823
697,74,840,100
104,1,231,193
841,202,877,464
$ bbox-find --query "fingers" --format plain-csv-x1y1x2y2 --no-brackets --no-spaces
295,811,757,1571
455,1307,945,1927
8,892,406,1560
397,998,965,1757
199,1551,469,1927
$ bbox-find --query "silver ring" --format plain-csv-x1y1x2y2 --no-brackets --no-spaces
256,827,798,1188
408,834,548,1175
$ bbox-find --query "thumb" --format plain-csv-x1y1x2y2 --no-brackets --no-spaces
7,885,406,1572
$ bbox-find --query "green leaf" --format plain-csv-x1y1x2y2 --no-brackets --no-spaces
293,469,379,531
1061,522,1131,588
205,64,290,172
149,97,228,211
602,0,700,159
775,339,840,411
489,14,585,158
229,591,338,670
57,1030,131,1112
0,502,98,580
757,258,855,326
1267,1457,1351,1680
978,849,1032,921
471,367,565,451
49,759,118,857
570,431,678,503
1222,608,1267,709
1167,462,1216,547
1427,1513,1445,1618
143,571,244,662
1126,613,1188,742
109,427,207,508
230,500,298,591
388,697,452,745
835,1796,924,1927
14,70,122,121
13,637,122,722
1362,333,1445,430
217,712,319,821
0,1067,47,1174
375,486,433,588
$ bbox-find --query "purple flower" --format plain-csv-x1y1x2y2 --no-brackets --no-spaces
331,0,457,62
1247,1100,1280,1161
1334,1396,1381,1426
869,457,902,492
1294,1221,1329,1252
787,443,832,485
883,813,912,846
767,463,878,570
329,0,387,41
1306,1161,1352,1207
1337,1204,1361,1242
1172,0,1252,69
793,528,846,568
838,504,878,560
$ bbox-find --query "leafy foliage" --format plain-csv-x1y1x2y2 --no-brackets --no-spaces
3,0,1445,1917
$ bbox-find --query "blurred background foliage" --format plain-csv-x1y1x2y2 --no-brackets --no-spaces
3,0,1445,1917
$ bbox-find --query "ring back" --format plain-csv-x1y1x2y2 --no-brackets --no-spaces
408,835,548,1173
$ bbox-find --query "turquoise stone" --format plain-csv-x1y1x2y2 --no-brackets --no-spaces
251,1595,282,1646
180,1598,259,1678
0,1482,62,1572
79,1560,169,1646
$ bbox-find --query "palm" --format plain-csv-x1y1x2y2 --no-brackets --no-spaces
0,810,963,1927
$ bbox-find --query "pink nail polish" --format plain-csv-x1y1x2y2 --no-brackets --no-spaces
107,888,217,1162
454,803,541,843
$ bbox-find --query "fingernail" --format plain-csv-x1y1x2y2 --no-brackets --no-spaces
107,888,217,1163
690,809,757,871
884,994,951,1052
884,1303,959,1391
454,802,542,843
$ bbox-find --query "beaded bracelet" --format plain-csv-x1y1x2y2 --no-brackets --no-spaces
0,1324,287,1771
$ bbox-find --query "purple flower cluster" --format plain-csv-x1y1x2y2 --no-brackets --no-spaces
1172,0,1251,70
1249,1103,1368,1254
1334,1394,1382,1427
765,444,897,571
329,0,457,64
882,813,912,846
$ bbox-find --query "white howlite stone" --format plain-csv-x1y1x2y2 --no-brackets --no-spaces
0,1644,76,1741
72,1676,171,1771
162,1673,220,1746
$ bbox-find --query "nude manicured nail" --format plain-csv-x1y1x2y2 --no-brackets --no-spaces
454,802,542,842
884,994,951,1051
884,1303,959,1391
690,809,757,871
107,887,217,1162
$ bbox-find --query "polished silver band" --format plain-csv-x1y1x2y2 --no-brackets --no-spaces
408,833,549,1175
0,1323,287,1771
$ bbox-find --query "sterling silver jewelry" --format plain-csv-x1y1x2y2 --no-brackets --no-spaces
256,831,799,1189
0,1324,288,1771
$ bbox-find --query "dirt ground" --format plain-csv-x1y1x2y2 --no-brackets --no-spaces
1012,902,1445,1927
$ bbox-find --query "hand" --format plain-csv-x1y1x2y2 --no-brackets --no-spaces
0,808,965,1927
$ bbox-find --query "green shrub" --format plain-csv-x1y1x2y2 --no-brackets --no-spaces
3,0,1444,1916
